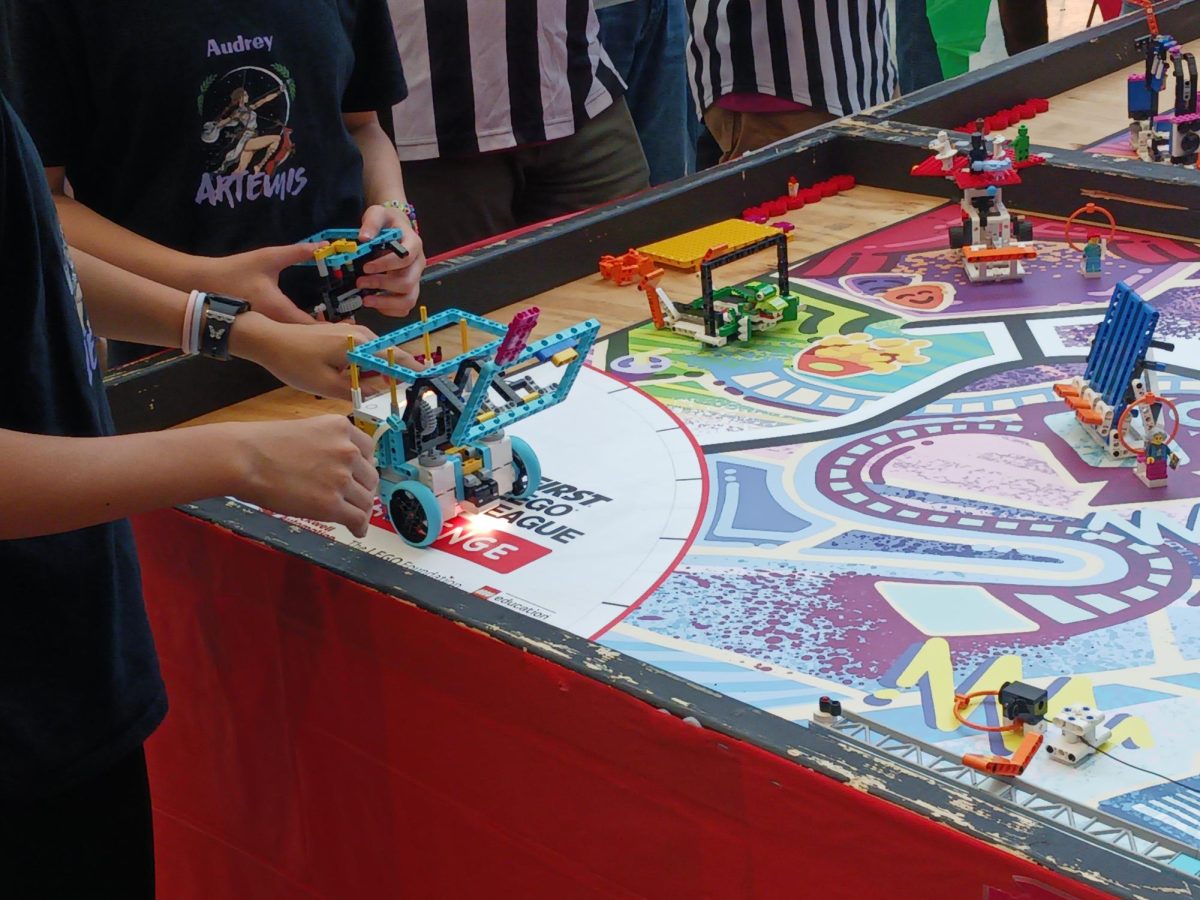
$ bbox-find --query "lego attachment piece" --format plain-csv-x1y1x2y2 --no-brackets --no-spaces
495,307,540,367
1035,705,1113,766
811,695,844,725
296,227,407,322
998,681,1048,725
598,249,657,286
963,731,1044,778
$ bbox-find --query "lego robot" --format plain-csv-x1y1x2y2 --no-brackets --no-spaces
346,307,600,547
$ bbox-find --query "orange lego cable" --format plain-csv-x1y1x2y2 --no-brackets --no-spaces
953,690,1022,733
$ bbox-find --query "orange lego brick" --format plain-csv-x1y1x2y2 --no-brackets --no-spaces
962,245,1038,262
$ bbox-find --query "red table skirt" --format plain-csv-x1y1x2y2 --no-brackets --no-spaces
134,508,1109,899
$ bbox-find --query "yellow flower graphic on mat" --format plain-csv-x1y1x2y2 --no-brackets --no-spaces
795,333,932,378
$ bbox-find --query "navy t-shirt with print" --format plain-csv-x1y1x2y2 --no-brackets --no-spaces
0,93,166,798
15,0,406,310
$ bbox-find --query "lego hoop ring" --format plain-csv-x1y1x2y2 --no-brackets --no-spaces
952,690,1022,733
1117,394,1180,454
1064,203,1117,251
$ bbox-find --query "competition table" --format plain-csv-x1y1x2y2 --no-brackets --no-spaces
111,9,1200,898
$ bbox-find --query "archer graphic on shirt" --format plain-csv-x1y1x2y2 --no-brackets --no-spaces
195,63,305,207
198,66,295,175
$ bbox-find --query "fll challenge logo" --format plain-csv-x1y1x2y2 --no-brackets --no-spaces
195,64,306,207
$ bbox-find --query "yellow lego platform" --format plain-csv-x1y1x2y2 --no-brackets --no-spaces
637,219,785,271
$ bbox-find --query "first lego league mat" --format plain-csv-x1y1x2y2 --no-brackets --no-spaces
236,204,1200,856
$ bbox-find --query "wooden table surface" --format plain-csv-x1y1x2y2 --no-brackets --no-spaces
183,185,944,427
977,38,1200,153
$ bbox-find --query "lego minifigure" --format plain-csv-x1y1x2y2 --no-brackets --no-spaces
927,130,957,172
968,130,989,166
1081,233,1105,278
1137,429,1180,487
1013,123,1030,162
1064,203,1116,281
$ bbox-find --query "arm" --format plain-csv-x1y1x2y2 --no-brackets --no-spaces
0,252,426,541
344,111,425,315
71,249,421,398
0,416,378,540
47,167,317,324
47,167,210,292
346,111,407,207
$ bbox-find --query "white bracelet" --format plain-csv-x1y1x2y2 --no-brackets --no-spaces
188,291,208,357
181,290,201,354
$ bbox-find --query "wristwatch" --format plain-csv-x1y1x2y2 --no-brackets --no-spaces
199,293,251,360
383,199,419,233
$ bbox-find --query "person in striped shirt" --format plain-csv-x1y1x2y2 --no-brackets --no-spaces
686,0,897,161
388,0,650,256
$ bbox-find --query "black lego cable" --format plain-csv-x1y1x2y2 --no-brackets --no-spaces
1084,740,1200,799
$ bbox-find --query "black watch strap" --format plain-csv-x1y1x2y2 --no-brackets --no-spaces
200,293,251,360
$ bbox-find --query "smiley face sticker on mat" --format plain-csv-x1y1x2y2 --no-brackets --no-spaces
839,273,956,314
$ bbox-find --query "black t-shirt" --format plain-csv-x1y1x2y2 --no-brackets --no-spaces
15,0,406,309
0,93,166,797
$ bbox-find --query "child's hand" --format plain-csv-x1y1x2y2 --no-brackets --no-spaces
206,243,323,325
232,314,422,399
356,205,425,317
232,415,379,537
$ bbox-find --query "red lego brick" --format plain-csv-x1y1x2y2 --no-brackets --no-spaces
1031,97,1049,113
766,198,789,216
817,180,838,197
801,187,823,204
786,195,805,210
832,174,856,191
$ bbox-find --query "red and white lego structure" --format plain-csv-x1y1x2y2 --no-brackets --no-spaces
911,125,1046,284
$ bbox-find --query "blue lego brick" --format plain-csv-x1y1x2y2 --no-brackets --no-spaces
1082,282,1159,424
296,228,405,268
1128,79,1155,119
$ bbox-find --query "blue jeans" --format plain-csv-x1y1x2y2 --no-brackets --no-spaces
895,0,943,94
597,0,693,183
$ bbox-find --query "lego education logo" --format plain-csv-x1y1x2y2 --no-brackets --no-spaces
471,586,553,621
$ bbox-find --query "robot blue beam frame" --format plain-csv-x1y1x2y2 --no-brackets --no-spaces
451,318,600,446
348,308,601,446
349,309,514,381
